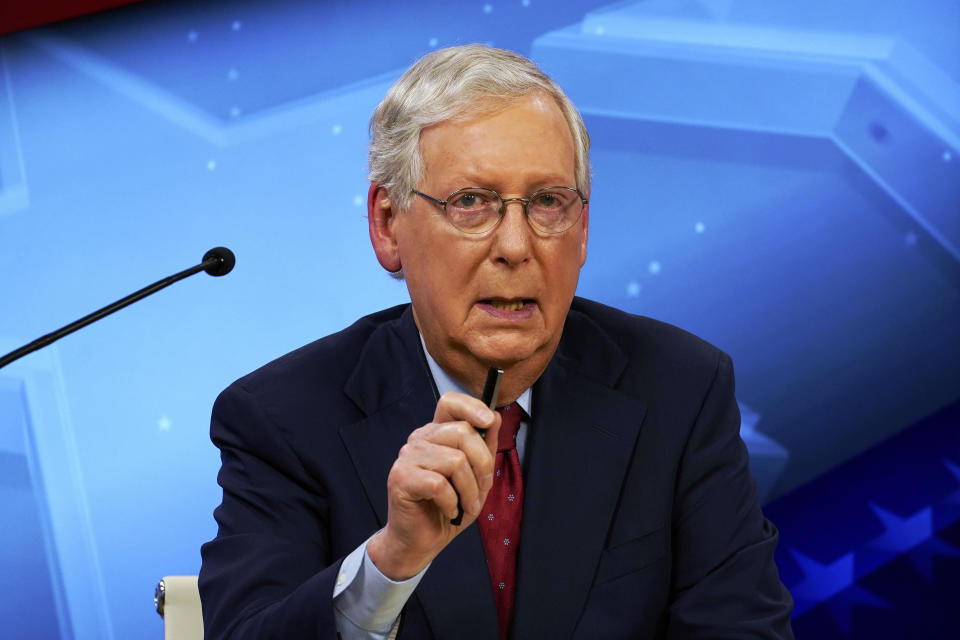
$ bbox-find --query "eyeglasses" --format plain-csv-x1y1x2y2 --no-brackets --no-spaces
411,186,588,236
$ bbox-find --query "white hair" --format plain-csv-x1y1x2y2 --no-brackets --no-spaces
368,44,591,212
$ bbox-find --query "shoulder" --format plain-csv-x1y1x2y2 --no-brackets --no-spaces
567,297,726,374
217,303,409,413
561,297,732,413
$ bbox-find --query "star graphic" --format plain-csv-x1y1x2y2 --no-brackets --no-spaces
158,415,172,432
823,585,890,634
788,547,890,632
867,503,932,553
737,401,760,435
906,536,960,582
944,458,960,505
788,548,855,615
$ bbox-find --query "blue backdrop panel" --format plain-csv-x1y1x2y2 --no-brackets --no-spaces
0,0,956,637
0,377,65,639
765,400,960,637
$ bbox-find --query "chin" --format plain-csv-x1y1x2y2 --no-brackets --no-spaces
469,334,546,367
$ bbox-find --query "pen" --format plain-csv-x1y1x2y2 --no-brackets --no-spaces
450,366,503,525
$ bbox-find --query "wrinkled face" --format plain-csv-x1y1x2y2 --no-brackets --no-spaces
389,92,588,383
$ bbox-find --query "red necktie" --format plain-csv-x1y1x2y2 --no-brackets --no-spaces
477,402,524,640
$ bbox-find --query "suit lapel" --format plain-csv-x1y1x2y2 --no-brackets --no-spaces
339,307,436,526
512,312,648,639
338,307,498,639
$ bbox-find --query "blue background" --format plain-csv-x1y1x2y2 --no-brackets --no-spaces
0,0,957,637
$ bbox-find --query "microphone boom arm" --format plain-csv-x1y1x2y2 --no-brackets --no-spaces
0,247,234,370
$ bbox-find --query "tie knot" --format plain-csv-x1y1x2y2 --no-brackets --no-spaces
495,402,522,452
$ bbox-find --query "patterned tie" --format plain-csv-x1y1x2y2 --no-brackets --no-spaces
477,402,524,640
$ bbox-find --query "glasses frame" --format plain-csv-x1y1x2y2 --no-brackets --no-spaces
411,186,588,236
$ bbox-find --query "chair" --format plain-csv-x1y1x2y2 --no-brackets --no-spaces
155,575,204,640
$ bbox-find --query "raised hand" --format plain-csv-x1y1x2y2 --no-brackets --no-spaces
367,392,502,580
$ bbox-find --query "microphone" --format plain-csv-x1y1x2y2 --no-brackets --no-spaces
202,246,235,277
0,247,236,369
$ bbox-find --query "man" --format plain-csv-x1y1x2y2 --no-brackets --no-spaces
200,45,794,639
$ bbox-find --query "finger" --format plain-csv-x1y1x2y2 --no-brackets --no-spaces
392,466,461,520
397,440,482,516
433,391,498,431
409,420,495,489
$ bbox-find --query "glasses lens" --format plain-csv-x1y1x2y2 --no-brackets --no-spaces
527,187,583,234
445,188,501,233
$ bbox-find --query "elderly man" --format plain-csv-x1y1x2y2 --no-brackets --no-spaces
199,45,794,639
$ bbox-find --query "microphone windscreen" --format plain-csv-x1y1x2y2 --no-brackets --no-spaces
203,247,236,277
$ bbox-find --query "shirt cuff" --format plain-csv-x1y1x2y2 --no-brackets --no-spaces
333,532,430,634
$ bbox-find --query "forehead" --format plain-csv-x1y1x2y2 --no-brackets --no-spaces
418,93,576,190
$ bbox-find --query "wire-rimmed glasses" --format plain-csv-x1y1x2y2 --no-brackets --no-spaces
412,186,588,236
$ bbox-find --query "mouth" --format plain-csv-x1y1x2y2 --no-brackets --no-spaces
477,298,537,317
487,299,529,311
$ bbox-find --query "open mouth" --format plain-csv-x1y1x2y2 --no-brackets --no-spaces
481,299,535,312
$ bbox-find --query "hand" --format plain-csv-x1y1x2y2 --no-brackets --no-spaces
367,392,501,580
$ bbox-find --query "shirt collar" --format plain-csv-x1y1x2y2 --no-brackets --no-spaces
418,333,532,417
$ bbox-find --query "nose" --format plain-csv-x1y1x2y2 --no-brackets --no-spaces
491,199,532,266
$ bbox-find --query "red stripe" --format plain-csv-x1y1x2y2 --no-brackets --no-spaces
1,1,145,36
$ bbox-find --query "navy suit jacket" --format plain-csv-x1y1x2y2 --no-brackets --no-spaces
199,298,794,639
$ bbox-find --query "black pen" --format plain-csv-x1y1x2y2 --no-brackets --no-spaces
450,366,503,526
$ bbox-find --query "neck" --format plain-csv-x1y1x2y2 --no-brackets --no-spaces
425,340,555,406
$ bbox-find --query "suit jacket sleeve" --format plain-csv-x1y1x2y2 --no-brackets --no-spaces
199,380,341,640
667,352,794,638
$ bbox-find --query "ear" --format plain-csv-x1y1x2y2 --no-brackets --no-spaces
368,183,402,273
578,202,589,267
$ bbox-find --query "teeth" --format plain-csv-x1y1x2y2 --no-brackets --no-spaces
491,300,524,311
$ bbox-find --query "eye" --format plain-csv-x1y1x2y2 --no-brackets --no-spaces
452,193,475,208
534,194,559,208
531,190,570,211
449,190,495,211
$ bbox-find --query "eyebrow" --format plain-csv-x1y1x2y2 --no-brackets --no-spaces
443,176,576,193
